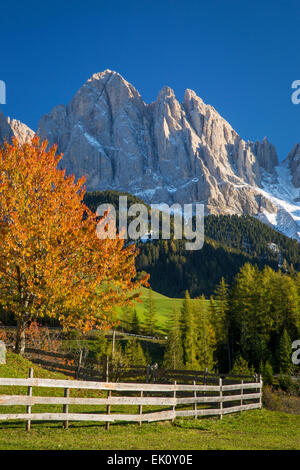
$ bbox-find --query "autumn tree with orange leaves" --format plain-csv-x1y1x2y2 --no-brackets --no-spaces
0,137,146,354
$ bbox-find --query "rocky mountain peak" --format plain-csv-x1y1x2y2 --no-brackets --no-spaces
85,69,142,103
1,70,299,240
35,71,285,220
0,111,34,144
287,143,300,187
9,118,35,144
157,86,176,101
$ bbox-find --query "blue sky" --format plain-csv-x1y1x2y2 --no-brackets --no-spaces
0,0,299,159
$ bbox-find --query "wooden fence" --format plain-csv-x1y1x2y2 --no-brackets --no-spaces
0,368,262,429
24,348,259,385
24,347,148,382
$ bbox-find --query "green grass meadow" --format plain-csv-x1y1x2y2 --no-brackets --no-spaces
121,287,209,333
0,353,299,450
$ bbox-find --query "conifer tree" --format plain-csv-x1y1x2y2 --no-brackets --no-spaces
163,307,184,369
212,277,231,370
180,291,198,368
231,356,254,376
131,310,141,335
270,271,300,336
106,339,128,381
231,263,266,367
124,338,147,366
263,360,274,386
282,258,288,272
144,288,157,335
278,329,292,374
195,297,216,371
121,305,133,331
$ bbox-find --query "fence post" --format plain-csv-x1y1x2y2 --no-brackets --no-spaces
26,368,33,431
106,390,111,430
139,391,143,427
240,379,243,411
105,356,109,383
76,349,83,379
259,374,263,408
153,363,158,383
63,388,69,429
105,358,111,431
203,368,207,396
219,377,223,420
193,380,197,419
172,381,176,422
112,330,116,360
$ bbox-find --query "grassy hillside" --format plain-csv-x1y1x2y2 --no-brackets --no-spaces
0,352,68,380
119,287,209,333
0,353,300,450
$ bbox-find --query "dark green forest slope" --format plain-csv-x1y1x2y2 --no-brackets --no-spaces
85,191,300,297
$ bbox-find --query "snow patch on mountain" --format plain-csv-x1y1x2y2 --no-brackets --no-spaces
254,161,300,240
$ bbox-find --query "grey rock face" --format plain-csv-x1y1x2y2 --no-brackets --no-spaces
8,118,35,144
2,69,299,239
37,70,279,216
254,137,278,175
0,111,14,142
287,143,300,187
0,112,34,144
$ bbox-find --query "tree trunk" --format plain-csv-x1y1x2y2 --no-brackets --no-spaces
15,319,26,355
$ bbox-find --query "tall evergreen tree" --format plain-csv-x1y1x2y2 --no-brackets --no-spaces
124,338,147,366
278,329,292,374
180,291,198,368
121,305,133,331
195,297,216,371
143,288,157,335
231,263,267,367
212,277,231,370
263,361,274,386
131,310,141,335
163,307,184,369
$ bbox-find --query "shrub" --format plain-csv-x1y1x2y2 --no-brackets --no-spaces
231,356,255,376
278,374,295,394
87,335,108,361
263,361,274,386
262,386,282,411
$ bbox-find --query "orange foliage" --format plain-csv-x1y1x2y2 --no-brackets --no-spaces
0,322,14,348
0,137,147,350
25,321,62,352
0,325,9,344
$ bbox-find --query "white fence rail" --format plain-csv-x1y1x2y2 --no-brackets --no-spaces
0,369,262,429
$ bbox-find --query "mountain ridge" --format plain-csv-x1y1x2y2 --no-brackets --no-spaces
0,111,34,144
0,69,299,240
